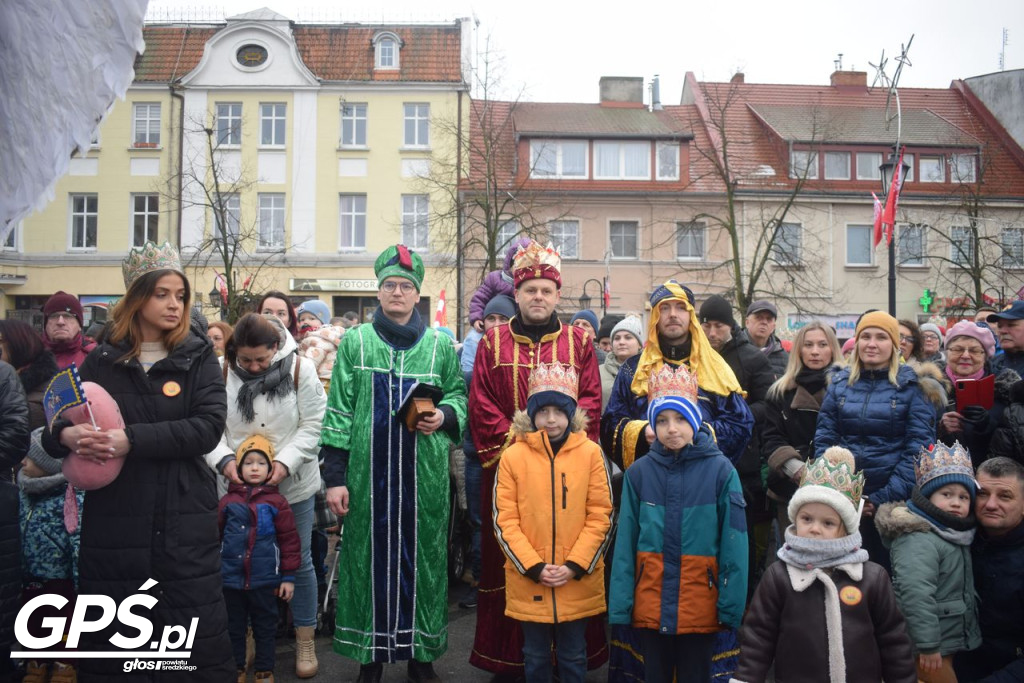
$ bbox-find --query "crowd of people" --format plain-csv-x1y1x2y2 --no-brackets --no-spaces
1,237,1023,683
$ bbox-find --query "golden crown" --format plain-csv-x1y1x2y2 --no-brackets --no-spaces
801,447,865,506
527,363,578,401
915,441,974,487
122,241,183,289
512,240,561,274
647,363,698,405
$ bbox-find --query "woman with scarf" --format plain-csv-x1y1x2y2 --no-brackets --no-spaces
206,312,327,679
760,321,844,540
42,242,233,682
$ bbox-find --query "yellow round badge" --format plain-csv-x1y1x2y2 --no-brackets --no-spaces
839,586,862,606
163,381,182,397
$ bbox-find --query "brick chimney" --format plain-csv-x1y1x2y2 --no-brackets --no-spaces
731,72,745,84
599,77,645,108
830,70,867,87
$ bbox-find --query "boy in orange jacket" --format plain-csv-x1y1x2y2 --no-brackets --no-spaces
493,363,614,683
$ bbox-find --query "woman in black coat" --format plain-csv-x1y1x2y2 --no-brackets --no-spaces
44,244,232,682
0,319,59,430
0,360,29,683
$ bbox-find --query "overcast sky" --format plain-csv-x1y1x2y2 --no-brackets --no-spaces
148,0,1023,103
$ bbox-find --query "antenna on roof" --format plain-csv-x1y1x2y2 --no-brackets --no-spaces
834,53,843,71
1000,28,1009,71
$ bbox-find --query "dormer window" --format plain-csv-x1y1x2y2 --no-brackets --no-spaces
373,32,402,70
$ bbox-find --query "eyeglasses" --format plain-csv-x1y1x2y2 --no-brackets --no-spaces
380,281,416,294
947,345,985,358
48,312,77,322
899,334,916,343
921,333,941,341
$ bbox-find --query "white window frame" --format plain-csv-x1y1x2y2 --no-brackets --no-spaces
340,103,367,147
952,153,977,183
898,223,927,266
257,193,286,251
496,220,521,254
1001,227,1024,270
216,103,242,147
856,152,883,181
772,222,802,266
214,193,241,240
132,103,161,147
548,220,579,259
920,155,945,183
529,140,588,179
594,141,650,180
789,150,818,179
259,103,287,147
675,221,705,261
374,34,400,70
609,220,639,260
69,194,98,251
403,103,430,148
1,222,19,251
824,151,850,180
845,224,874,266
902,153,916,182
131,194,159,247
339,194,367,251
950,226,975,267
401,194,429,250
656,142,680,181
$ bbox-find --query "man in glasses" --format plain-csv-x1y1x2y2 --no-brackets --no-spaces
41,290,95,370
321,244,468,683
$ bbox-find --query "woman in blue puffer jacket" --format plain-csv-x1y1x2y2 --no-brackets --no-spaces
815,311,937,571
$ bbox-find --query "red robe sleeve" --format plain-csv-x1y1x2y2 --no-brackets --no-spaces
469,329,514,467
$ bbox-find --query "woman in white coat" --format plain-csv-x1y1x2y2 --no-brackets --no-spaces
207,312,327,679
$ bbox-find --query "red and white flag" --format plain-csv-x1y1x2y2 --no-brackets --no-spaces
872,192,884,248
880,146,906,247
434,289,447,328
603,277,611,310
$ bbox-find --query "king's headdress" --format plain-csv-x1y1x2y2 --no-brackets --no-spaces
122,241,183,289
916,441,976,498
647,363,699,405
788,446,866,532
512,240,562,289
527,363,578,401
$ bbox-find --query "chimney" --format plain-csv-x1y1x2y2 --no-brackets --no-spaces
731,72,745,84
830,70,867,87
651,74,663,111
599,76,645,108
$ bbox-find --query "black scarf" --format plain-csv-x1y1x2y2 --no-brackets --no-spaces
659,334,692,363
795,366,828,395
511,312,561,343
372,306,425,350
909,486,977,532
231,351,295,422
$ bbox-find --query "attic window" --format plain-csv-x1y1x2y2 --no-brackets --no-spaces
373,32,402,70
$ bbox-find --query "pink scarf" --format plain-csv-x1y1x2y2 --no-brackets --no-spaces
946,363,985,384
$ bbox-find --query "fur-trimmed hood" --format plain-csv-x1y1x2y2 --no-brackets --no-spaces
875,501,932,542
995,367,1021,403
914,361,950,409
511,408,589,437
18,350,59,394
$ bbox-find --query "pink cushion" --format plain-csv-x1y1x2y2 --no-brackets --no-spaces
61,382,126,491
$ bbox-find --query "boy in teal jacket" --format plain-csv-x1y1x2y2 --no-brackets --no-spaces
609,364,747,683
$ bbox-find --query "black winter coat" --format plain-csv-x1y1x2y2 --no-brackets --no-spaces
718,329,777,483
0,361,28,682
43,334,232,682
939,367,1019,465
759,381,826,501
18,350,59,431
990,378,1024,466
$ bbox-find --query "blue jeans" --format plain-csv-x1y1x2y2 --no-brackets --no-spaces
290,495,317,627
464,454,482,580
521,618,588,683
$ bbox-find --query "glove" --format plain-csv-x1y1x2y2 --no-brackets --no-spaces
960,405,991,430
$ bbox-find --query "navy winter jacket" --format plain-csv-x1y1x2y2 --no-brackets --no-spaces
219,482,300,590
814,364,936,504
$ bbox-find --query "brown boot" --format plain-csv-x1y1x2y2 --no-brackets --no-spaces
237,668,247,683
22,661,49,683
255,671,275,683
49,662,77,683
294,625,318,678
245,626,255,670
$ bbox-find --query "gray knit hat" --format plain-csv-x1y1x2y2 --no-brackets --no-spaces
25,427,62,476
610,315,644,346
919,323,943,346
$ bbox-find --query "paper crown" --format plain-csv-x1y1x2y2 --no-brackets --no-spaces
916,441,974,489
647,363,698,405
800,447,865,506
122,241,183,289
527,363,578,401
512,241,562,288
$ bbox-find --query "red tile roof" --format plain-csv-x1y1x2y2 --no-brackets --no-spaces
134,22,464,84
513,103,690,139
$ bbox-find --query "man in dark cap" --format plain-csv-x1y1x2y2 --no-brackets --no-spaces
41,291,95,369
989,302,1024,376
742,299,789,376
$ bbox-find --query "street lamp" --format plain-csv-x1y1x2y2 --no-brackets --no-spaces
579,278,605,317
879,149,910,316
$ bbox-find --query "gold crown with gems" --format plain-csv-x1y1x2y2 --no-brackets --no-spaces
647,363,699,405
800,447,865,507
915,441,974,488
527,363,578,401
122,241,183,288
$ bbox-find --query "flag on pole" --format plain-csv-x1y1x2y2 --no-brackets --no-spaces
434,289,448,328
43,364,87,430
603,277,611,310
880,146,906,247
215,272,228,305
871,192,884,248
